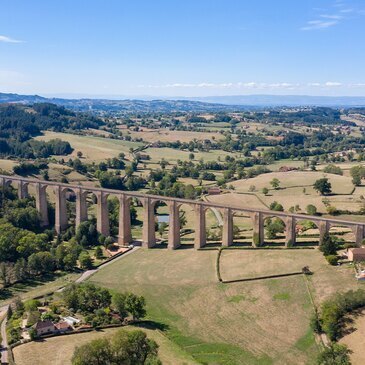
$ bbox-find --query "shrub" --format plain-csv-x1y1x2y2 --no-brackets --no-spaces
325,255,338,266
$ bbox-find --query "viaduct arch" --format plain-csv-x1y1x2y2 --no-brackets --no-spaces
1,175,364,249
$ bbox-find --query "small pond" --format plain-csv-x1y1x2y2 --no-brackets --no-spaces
157,214,169,224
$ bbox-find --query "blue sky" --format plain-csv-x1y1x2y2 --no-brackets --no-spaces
1,0,365,97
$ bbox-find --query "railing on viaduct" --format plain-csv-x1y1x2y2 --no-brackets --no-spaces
1,175,364,249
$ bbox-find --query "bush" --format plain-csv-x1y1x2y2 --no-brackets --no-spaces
78,251,93,269
325,255,338,266
317,343,351,365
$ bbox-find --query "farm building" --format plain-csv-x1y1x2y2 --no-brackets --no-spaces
33,320,56,336
208,187,221,195
347,248,365,262
55,321,72,333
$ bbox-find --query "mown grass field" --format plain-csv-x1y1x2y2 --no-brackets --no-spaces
13,325,197,365
125,128,224,143
215,171,364,220
35,131,144,162
85,247,359,364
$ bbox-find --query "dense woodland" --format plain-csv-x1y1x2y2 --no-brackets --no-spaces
0,103,103,158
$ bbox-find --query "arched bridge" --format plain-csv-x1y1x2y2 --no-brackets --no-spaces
1,175,364,249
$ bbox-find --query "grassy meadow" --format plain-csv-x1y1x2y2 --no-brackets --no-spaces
84,247,360,364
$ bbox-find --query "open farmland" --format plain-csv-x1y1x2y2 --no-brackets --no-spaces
124,128,224,143
219,171,364,218
35,131,144,162
85,247,359,364
13,325,197,365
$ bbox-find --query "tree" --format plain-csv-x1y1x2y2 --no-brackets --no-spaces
313,178,332,195
189,153,195,161
262,187,269,195
71,329,160,365
350,165,365,187
125,293,146,321
269,201,284,212
158,222,168,238
266,218,285,239
320,233,337,256
72,338,112,365
28,252,55,275
63,283,111,313
79,251,93,269
306,204,317,216
94,246,103,259
112,293,128,320
317,343,351,365
270,178,280,190
77,151,83,158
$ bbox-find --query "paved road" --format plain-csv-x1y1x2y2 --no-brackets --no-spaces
0,305,9,364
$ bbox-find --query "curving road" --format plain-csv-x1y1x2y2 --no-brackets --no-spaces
0,305,9,364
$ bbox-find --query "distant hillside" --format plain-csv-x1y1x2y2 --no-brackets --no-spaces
2,92,365,113
0,93,249,113
182,94,365,107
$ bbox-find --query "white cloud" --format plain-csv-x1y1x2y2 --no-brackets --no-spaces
300,1,363,31
301,20,339,30
137,81,365,91
325,81,342,87
320,14,344,19
339,8,354,13
0,35,23,43
349,83,365,88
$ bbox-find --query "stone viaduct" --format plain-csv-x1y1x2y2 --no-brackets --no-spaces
1,174,364,249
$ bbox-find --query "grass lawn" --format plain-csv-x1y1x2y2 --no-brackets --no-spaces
13,325,197,365
87,248,333,364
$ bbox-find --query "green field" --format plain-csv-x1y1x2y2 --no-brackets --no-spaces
85,247,361,364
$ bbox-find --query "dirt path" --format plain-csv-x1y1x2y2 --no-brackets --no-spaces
0,305,9,364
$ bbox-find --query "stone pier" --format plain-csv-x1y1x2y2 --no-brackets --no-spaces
168,201,180,249
142,197,156,248
18,181,29,200
75,188,88,228
35,183,49,227
251,212,264,247
222,208,233,247
118,195,132,245
194,204,206,249
96,192,110,237
285,216,296,247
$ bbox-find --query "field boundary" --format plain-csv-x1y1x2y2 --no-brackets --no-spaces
216,247,306,283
